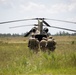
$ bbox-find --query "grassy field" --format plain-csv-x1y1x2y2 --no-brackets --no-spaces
0,36,76,75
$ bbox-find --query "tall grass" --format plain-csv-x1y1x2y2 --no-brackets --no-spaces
0,36,76,75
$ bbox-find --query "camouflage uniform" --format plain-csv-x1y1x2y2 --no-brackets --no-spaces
47,36,56,52
28,33,39,53
40,37,47,52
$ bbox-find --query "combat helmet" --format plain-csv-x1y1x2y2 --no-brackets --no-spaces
31,33,35,37
48,36,53,39
42,37,47,40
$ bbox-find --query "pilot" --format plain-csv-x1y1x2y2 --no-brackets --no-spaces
28,33,39,53
47,36,56,52
40,37,47,52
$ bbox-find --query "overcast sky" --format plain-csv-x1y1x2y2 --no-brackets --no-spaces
0,0,76,34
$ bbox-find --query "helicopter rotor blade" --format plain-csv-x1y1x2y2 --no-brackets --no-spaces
43,20,76,32
24,27,37,37
24,28,32,37
0,18,37,24
49,25,76,32
24,32,31,37
43,21,51,27
9,24,37,29
0,18,76,24
45,18,76,24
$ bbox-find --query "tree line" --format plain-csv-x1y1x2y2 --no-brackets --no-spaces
0,33,23,37
0,31,76,37
54,31,76,36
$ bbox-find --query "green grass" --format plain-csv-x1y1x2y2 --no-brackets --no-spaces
0,36,76,75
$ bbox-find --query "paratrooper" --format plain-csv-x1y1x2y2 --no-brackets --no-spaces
40,37,47,52
28,33,39,53
47,36,56,52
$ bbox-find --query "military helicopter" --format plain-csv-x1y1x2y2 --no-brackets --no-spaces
0,18,76,42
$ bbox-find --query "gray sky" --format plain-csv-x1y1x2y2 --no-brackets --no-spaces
0,0,76,34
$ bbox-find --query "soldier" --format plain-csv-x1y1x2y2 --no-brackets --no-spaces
47,36,56,52
40,37,47,52
28,33,39,53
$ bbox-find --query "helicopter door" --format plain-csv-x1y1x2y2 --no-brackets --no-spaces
35,34,47,41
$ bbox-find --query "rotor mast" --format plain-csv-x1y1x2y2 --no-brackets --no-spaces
38,18,44,34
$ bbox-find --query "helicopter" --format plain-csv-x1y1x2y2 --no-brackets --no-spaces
0,18,76,44
0,18,75,41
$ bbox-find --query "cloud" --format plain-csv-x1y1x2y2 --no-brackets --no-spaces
49,4,68,14
0,0,8,4
20,0,76,15
0,0,17,9
49,1,76,13
20,2,46,12
1,0,76,14
68,3,76,11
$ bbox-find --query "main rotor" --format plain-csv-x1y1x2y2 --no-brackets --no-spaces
0,17,76,34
